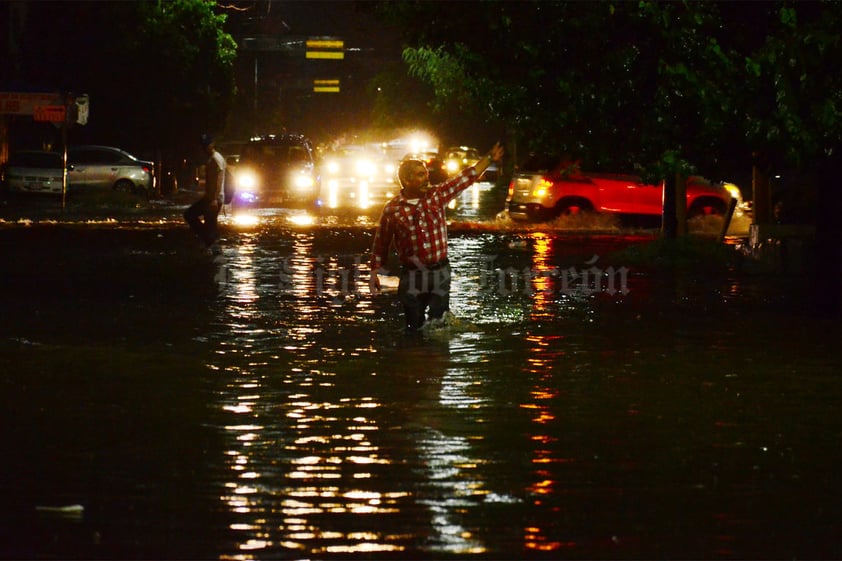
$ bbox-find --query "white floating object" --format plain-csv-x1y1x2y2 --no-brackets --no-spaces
376,274,400,292
35,504,85,519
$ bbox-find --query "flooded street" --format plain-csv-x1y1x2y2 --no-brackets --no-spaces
1,201,841,559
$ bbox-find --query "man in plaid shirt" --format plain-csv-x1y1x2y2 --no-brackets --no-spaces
370,142,504,332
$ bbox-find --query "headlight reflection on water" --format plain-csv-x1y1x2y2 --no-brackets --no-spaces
212,233,515,558
218,393,410,556
231,213,260,227
287,213,316,227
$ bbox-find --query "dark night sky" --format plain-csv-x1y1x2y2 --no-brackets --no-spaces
222,1,407,142
226,1,403,60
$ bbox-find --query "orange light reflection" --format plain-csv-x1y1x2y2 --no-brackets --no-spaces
529,233,555,319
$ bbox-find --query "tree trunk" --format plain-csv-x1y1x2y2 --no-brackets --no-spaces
0,116,8,165
675,173,687,237
752,152,772,226
661,175,677,239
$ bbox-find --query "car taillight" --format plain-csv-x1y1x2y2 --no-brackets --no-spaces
507,180,515,197
142,165,153,175
532,178,552,197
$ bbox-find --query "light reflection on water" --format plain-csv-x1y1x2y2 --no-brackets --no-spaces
206,230,517,557
4,206,841,558
529,232,556,320
193,222,842,559
209,226,409,557
209,230,525,556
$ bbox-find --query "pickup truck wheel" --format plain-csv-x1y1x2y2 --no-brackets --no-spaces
554,200,593,218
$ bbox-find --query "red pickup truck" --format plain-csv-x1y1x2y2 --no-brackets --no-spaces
505,155,740,222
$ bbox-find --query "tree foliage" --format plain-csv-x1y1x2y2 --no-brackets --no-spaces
366,61,437,132
130,0,238,154
389,2,744,179
744,3,842,169
378,1,842,183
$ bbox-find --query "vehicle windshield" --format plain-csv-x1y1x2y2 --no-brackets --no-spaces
241,143,309,165
325,148,382,161
446,148,479,160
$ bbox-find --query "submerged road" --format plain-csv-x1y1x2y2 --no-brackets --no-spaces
0,197,838,559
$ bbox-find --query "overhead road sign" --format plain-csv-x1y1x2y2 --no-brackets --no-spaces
306,50,344,60
313,79,340,93
239,35,350,59
307,39,343,49
306,37,344,60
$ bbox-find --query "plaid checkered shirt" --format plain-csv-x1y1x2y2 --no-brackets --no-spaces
371,166,480,272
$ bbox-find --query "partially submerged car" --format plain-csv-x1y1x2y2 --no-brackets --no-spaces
506,154,741,221
448,161,500,216
320,145,397,209
443,145,480,176
233,134,320,207
2,146,155,199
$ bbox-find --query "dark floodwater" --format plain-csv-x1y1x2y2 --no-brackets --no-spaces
1,202,840,559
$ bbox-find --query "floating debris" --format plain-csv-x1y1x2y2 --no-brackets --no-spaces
376,274,400,293
35,504,84,520
422,311,480,335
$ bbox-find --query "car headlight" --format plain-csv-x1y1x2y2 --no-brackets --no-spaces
446,160,459,173
293,172,315,189
325,160,340,175
724,182,742,203
356,159,375,177
237,169,258,190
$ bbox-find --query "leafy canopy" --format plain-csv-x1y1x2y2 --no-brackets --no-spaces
383,1,842,180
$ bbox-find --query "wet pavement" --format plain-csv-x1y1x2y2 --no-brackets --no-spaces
1,194,840,559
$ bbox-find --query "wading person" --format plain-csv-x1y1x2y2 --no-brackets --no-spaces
370,142,504,332
184,134,225,254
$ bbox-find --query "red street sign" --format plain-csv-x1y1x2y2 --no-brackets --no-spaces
33,105,66,122
0,92,62,115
